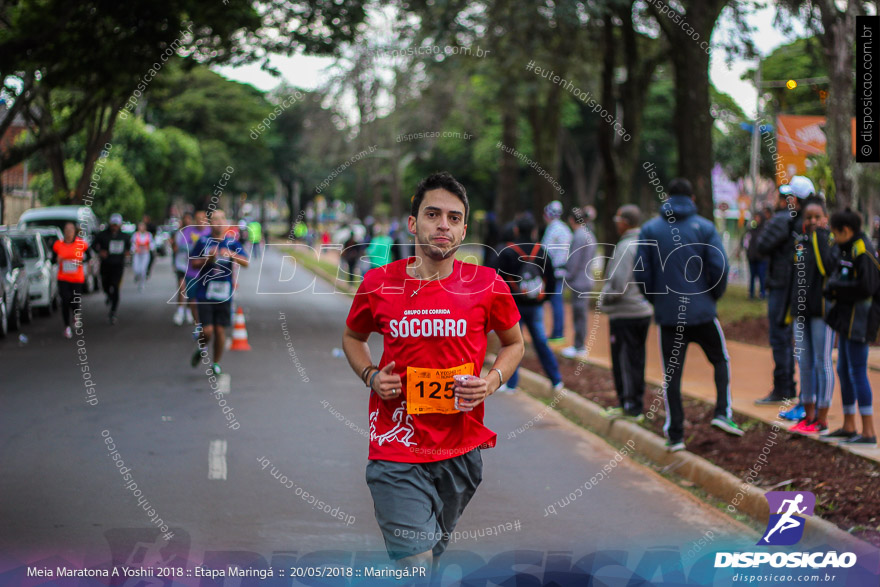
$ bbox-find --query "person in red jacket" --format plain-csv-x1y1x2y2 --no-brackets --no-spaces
52,222,89,338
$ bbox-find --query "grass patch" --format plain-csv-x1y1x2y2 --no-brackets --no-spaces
277,246,361,289
716,284,766,324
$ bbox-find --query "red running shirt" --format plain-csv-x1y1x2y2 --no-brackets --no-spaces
346,258,520,463
53,238,88,283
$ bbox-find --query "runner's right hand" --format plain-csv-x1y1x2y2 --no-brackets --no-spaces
372,361,403,401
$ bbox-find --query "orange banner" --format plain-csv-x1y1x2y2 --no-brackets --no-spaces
774,115,857,184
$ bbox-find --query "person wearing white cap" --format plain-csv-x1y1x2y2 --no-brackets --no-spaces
92,213,130,324
754,175,815,406
541,200,572,343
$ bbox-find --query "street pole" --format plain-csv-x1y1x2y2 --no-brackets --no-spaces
749,60,762,215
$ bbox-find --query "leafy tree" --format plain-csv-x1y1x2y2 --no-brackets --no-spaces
30,158,145,220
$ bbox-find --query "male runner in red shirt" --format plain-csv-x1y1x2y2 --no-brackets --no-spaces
342,171,524,570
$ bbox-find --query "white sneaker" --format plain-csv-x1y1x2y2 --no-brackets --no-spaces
553,381,565,392
560,346,587,359
185,310,194,324
173,309,185,325
495,384,516,394
63,327,73,339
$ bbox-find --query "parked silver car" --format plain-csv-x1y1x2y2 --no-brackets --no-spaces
18,206,101,293
8,230,58,315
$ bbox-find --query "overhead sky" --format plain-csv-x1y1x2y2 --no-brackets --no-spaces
215,2,808,121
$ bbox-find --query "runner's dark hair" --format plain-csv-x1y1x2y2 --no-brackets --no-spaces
411,172,469,220
829,208,862,233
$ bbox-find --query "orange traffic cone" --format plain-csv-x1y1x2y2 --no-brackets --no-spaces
230,307,252,351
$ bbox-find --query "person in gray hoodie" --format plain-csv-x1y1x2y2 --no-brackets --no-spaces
562,207,598,359
598,205,654,419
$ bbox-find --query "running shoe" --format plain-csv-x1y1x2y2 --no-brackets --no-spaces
666,440,686,452
185,310,194,324
624,412,646,423
779,404,805,421
560,346,587,359
755,391,796,405
212,363,222,376
800,420,827,435
711,416,745,437
820,427,858,441
547,337,566,345
173,309,185,325
191,347,202,368
841,434,877,446
789,418,812,434
63,326,73,339
603,406,625,418
552,381,565,392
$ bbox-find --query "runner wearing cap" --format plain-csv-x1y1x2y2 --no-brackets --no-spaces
342,171,524,570
93,213,131,324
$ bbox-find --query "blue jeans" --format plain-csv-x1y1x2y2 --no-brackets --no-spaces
548,277,565,339
767,288,795,396
837,337,873,416
508,303,562,388
794,317,835,408
748,260,767,299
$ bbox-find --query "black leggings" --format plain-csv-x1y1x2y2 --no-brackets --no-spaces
58,281,83,327
102,264,124,312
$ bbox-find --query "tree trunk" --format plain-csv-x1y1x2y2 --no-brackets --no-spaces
651,0,728,217
597,12,620,243
72,105,117,202
818,0,857,207
527,81,564,212
496,99,519,222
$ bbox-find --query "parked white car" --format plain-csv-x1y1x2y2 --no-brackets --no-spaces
8,230,58,315
18,206,101,293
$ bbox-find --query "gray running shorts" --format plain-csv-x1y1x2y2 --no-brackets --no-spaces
365,449,482,560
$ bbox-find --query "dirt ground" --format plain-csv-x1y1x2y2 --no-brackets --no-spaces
521,352,880,547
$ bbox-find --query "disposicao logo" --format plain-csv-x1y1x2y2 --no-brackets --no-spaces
758,490,815,546
715,490,857,570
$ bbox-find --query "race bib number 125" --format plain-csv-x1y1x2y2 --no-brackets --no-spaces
406,363,474,415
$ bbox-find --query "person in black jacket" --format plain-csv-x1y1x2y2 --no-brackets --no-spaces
788,198,837,435
755,175,814,405
822,208,880,445
742,213,768,300
92,213,131,324
496,213,562,393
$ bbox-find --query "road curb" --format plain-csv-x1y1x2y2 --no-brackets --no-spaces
489,355,877,555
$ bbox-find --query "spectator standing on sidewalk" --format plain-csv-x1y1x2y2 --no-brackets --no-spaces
742,212,768,300
754,176,814,405
598,205,653,420
497,212,563,393
822,208,880,446
561,207,598,359
635,178,742,452
541,200,572,344
788,198,837,435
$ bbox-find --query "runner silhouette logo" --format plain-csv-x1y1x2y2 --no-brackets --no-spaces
758,491,815,546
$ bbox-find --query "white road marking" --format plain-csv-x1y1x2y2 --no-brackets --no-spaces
208,440,227,480
218,373,231,394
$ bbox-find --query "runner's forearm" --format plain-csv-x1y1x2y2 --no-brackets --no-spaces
342,329,374,384
489,342,523,394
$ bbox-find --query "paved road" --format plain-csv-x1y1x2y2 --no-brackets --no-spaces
0,246,757,580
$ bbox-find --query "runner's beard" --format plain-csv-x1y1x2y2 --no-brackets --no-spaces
416,233,461,261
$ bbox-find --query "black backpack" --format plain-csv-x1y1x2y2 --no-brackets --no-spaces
510,243,546,301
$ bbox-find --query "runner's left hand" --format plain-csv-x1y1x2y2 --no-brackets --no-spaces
453,377,491,409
